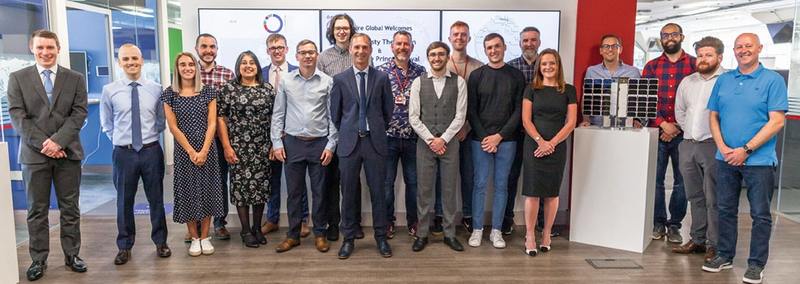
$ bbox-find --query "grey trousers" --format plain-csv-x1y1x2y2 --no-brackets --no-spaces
23,158,82,261
416,138,459,238
678,139,718,247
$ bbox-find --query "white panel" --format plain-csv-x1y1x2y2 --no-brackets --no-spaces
0,143,20,283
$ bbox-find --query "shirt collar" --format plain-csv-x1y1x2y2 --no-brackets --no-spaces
658,50,690,63
333,44,348,54
517,55,536,66
353,65,369,75
734,63,764,78
427,71,452,79
36,64,57,75
201,62,218,74
293,68,321,80
270,61,289,72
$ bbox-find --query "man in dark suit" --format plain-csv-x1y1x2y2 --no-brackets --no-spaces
7,29,88,281
330,33,394,259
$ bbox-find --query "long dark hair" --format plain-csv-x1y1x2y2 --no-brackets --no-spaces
325,14,355,45
233,50,264,85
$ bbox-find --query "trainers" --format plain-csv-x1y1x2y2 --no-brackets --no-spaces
200,237,215,255
666,226,682,243
743,265,764,284
489,229,506,248
468,229,483,247
652,225,666,240
461,217,473,233
188,238,202,257
387,222,395,239
702,256,733,273
431,216,444,236
501,218,514,235
408,222,418,237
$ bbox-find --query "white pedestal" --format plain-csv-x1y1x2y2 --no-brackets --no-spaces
0,142,20,283
569,127,657,253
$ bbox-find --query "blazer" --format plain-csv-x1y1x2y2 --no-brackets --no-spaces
7,65,88,163
261,63,299,83
330,66,393,157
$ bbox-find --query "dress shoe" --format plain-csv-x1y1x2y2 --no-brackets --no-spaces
501,217,515,235
252,225,267,244
261,221,279,235
241,232,260,248
327,225,340,241
300,222,311,238
672,241,706,254
275,238,301,253
412,237,428,252
156,244,172,258
355,228,365,239
65,255,88,273
315,236,330,252
114,249,131,265
444,237,464,251
338,240,355,259
27,261,47,281
377,239,393,258
704,246,717,262
215,226,231,240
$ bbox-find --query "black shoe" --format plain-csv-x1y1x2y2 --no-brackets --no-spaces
156,244,172,258
461,217,473,233
377,239,393,257
444,237,464,251
431,216,444,236
387,222,396,239
65,255,88,273
241,232,260,248
114,249,131,265
327,225,340,241
27,261,47,281
252,225,267,244
412,237,428,252
355,227,365,239
550,230,561,238
338,240,355,259
501,218,515,235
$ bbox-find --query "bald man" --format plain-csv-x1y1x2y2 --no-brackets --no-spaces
702,33,788,284
101,44,171,265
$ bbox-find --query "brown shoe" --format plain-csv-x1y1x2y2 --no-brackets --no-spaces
300,222,311,238
275,238,301,253
704,246,717,262
671,241,706,254
261,222,279,235
214,226,231,240
315,236,330,252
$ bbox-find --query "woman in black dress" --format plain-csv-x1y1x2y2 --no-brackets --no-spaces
521,49,577,256
217,51,275,248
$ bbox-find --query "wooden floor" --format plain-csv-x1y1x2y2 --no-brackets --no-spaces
15,214,800,283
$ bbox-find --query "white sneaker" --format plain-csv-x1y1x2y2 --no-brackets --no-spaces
490,229,506,249
200,237,215,255
468,229,483,247
189,238,202,256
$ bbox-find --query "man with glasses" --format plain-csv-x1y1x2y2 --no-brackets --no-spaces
582,34,641,127
642,23,695,245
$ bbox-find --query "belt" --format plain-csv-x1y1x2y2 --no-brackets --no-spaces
116,141,159,150
358,131,370,138
684,138,714,143
292,135,323,141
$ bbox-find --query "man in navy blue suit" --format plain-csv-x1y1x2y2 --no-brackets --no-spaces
330,33,394,259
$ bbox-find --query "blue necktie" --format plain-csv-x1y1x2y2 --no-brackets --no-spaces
357,72,367,133
130,82,143,151
42,70,53,104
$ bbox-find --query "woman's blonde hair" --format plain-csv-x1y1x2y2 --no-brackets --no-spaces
171,52,204,93
532,48,565,93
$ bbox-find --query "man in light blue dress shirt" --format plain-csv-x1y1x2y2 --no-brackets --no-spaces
582,34,641,127
100,44,170,265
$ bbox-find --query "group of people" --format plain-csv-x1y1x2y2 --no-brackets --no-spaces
6,13,786,284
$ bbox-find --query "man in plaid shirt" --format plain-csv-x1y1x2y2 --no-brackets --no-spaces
642,23,696,244
194,33,234,241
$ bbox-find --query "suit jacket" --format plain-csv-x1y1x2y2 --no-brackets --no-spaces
7,65,88,163
330,66,393,157
261,63,299,83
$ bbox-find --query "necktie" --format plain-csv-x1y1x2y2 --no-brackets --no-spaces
357,72,367,133
130,82,143,151
42,70,54,104
273,66,281,92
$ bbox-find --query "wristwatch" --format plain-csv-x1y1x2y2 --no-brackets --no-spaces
743,144,753,154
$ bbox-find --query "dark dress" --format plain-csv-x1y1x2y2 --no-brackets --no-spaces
522,84,577,197
218,81,275,206
161,86,224,223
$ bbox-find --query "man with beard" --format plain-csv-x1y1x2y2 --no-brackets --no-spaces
702,33,787,284
195,33,234,241
582,34,641,127
376,31,427,238
447,21,484,234
642,23,695,244
672,36,725,263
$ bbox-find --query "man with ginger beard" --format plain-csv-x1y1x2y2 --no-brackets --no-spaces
642,23,695,245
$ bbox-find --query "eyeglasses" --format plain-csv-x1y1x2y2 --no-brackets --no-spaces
600,44,620,50
660,32,682,40
268,46,286,52
334,26,351,32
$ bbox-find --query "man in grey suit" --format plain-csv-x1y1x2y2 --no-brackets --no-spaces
7,29,88,281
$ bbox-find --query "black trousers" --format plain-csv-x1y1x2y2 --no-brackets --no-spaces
113,144,167,249
339,136,388,240
284,135,329,239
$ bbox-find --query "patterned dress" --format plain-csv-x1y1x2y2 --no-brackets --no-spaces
218,81,275,206
161,86,224,223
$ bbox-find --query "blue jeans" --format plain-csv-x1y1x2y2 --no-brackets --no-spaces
460,136,474,217
471,140,516,230
384,137,418,225
716,161,774,267
654,136,687,228
266,161,309,224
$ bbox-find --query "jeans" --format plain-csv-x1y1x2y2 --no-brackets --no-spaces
716,161,775,267
506,137,523,221
471,140,516,230
654,136,687,229
214,139,228,229
266,161,309,224
384,137,418,225
460,136,474,217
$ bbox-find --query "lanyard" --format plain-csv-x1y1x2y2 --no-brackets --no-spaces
449,55,468,79
391,66,411,93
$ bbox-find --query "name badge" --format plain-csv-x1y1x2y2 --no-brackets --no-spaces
394,94,407,105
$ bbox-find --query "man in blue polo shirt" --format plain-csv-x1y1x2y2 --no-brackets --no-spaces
702,33,787,284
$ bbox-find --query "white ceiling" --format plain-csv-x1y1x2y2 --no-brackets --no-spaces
636,0,796,28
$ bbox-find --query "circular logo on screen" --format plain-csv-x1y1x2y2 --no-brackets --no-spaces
263,14,283,33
